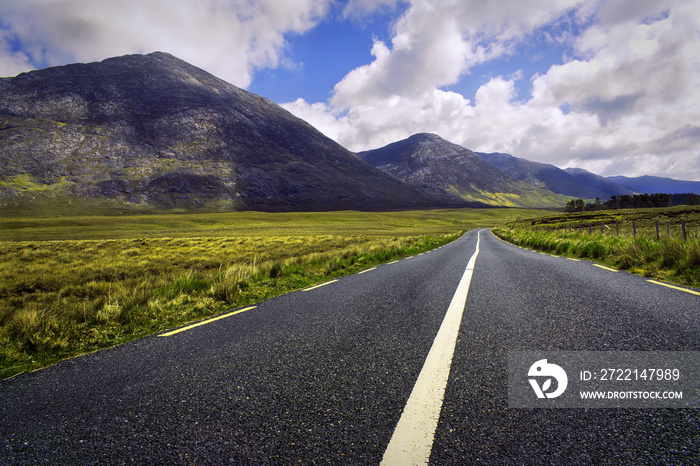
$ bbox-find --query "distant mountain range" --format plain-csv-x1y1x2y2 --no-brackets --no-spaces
607,176,700,195
1,52,697,214
476,152,633,199
0,52,467,212
357,134,569,208
476,152,700,199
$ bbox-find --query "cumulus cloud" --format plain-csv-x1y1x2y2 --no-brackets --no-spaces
283,0,700,180
331,0,582,109
0,0,330,86
2,0,698,180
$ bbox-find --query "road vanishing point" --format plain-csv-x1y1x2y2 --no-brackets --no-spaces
2,229,699,464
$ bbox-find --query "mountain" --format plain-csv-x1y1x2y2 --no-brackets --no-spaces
607,175,700,195
357,133,570,208
0,52,467,213
478,152,633,199
563,168,635,198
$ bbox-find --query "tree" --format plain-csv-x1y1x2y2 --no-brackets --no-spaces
619,195,633,209
564,199,586,212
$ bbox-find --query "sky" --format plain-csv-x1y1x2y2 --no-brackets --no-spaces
1,0,699,181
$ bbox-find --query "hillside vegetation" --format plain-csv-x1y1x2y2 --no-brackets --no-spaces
494,206,700,288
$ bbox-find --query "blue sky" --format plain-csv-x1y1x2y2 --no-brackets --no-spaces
1,0,699,180
250,5,396,103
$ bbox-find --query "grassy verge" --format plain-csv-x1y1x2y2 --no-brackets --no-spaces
1,208,556,379
493,227,700,289
0,233,460,379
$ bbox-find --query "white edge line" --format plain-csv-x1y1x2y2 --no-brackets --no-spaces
381,231,481,465
358,267,377,275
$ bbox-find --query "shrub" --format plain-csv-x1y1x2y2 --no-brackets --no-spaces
660,240,684,268
687,241,700,267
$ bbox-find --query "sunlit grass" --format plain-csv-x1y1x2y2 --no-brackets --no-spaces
494,206,700,289
0,208,553,379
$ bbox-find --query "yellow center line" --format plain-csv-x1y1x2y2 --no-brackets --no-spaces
358,267,377,275
387,260,400,265
566,258,580,261
593,264,618,272
159,306,257,337
302,279,339,292
647,280,700,296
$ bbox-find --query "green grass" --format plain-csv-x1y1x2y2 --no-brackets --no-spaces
0,207,554,379
494,206,700,289
0,208,554,242
519,205,700,238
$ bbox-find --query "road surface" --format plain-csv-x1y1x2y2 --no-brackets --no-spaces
2,229,699,464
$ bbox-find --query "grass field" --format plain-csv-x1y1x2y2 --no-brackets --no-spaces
494,206,700,289
0,208,545,242
0,207,553,379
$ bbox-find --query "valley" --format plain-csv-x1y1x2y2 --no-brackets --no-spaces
0,207,552,379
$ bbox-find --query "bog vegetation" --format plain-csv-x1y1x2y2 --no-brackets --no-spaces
0,208,549,379
494,206,700,289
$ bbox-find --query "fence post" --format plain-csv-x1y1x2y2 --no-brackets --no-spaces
656,220,659,240
633,220,637,239
682,220,687,241
600,222,604,234
589,222,592,235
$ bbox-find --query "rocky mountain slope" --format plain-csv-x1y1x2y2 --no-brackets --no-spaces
357,134,569,208
0,52,468,212
478,152,633,199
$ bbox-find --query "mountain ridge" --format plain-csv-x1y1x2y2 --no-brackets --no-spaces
477,152,634,199
357,133,570,208
607,175,700,195
3,52,694,215
0,52,469,213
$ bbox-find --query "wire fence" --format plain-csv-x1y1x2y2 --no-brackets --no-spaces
514,218,699,241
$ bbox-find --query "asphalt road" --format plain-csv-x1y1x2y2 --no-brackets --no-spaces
2,229,700,464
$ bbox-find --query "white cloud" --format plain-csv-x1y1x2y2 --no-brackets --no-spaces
2,0,699,181
283,0,700,181
0,0,330,85
331,0,583,109
0,29,32,77
283,98,345,142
